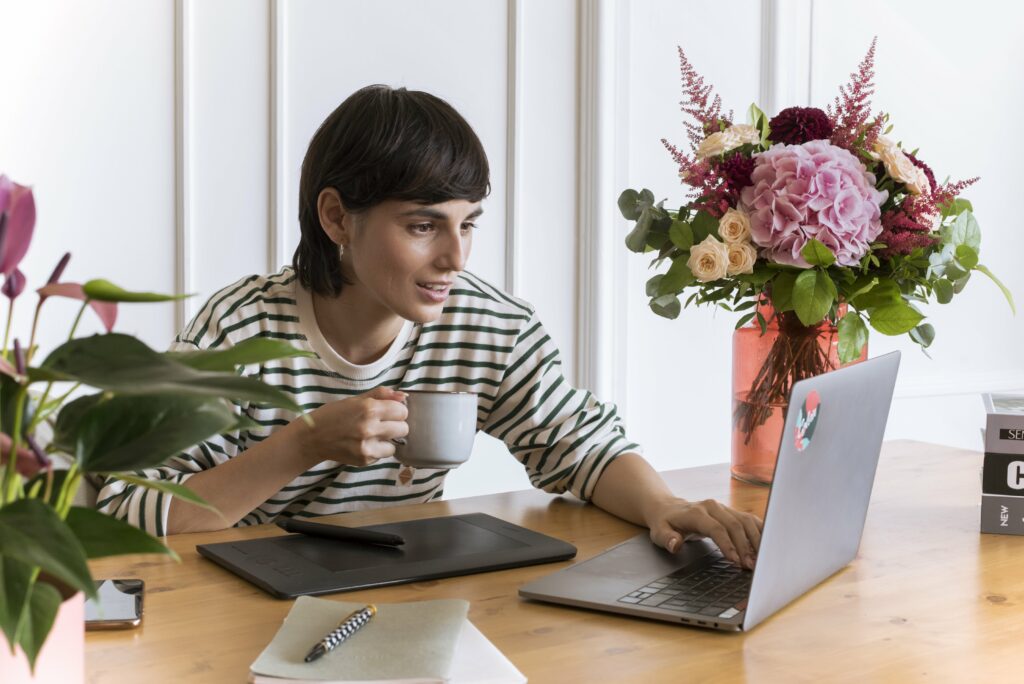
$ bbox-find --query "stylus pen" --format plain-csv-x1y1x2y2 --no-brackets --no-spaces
277,518,406,546
305,604,377,662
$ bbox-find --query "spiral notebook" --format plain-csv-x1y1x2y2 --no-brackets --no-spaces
249,597,526,684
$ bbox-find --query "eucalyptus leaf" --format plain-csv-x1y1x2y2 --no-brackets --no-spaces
952,273,971,294
910,323,936,348
870,301,925,335
801,239,836,268
82,279,191,303
657,258,695,295
41,334,302,411
17,580,61,672
650,294,681,319
165,338,317,372
950,211,981,249
645,274,665,297
617,189,642,220
792,270,837,326
65,507,179,560
934,279,954,304
624,211,653,252
0,500,96,600
954,244,979,270
837,313,869,364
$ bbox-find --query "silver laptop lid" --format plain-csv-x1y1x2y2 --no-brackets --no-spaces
743,351,901,630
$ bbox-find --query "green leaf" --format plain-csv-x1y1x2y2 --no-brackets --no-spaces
649,294,681,319
934,279,954,304
954,244,979,270
0,556,32,649
801,239,836,268
852,279,901,309
939,197,973,219
109,474,216,512
0,500,96,599
617,189,641,220
734,312,756,329
949,211,981,249
769,272,797,312
690,211,720,243
837,312,869,364
645,274,664,297
82,279,191,303
65,507,179,560
792,270,837,326
55,393,241,472
668,220,694,250
976,263,1016,315
657,258,695,295
165,338,316,372
41,334,302,412
870,301,925,335
18,580,62,672
910,323,936,348
624,211,653,252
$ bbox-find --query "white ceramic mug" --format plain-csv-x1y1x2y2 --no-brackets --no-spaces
392,390,478,469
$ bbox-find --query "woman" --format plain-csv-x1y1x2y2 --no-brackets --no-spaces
96,85,761,569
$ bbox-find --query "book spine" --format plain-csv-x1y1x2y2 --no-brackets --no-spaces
984,414,1024,455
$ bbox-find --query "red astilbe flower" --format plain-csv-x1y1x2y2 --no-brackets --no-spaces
930,176,979,214
878,204,938,257
827,38,879,151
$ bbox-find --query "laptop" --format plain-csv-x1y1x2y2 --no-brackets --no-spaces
519,351,901,632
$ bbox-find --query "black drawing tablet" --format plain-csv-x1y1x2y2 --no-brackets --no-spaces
196,512,577,599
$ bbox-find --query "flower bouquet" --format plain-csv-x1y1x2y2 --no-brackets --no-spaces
618,40,1014,483
0,175,313,675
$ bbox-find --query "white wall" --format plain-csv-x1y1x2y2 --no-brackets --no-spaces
0,0,1020,499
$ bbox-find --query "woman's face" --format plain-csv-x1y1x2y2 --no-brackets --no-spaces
341,198,481,324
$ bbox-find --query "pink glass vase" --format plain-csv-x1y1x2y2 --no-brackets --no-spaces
0,588,84,684
731,300,866,485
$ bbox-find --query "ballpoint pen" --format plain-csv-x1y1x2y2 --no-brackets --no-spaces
276,518,406,546
304,604,377,662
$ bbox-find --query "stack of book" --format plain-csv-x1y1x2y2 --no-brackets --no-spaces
249,597,526,684
981,393,1024,535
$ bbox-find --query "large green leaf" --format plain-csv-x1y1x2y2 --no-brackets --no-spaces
0,556,33,649
792,270,837,326
81,279,191,303
58,394,241,472
657,258,695,295
40,334,302,411
852,279,901,309
0,500,95,599
17,580,61,672
976,264,1017,315
65,507,179,560
165,338,316,371
801,239,836,268
837,312,869,364
769,272,797,312
668,220,694,250
690,211,720,243
110,474,216,512
870,301,925,335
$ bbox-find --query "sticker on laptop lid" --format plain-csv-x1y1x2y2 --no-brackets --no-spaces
794,390,821,452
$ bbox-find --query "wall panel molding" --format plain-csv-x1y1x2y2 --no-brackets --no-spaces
504,0,523,296
269,0,288,273
174,0,194,330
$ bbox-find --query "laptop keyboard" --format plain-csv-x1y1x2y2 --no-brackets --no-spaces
617,551,751,619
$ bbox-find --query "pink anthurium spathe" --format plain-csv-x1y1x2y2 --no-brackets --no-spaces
0,175,36,276
37,282,118,332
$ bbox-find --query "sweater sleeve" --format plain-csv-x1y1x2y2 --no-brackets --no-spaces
481,312,641,501
92,305,249,537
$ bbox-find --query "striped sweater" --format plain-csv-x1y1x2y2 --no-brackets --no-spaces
94,267,640,536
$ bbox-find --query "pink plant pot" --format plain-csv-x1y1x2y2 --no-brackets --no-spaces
0,591,84,684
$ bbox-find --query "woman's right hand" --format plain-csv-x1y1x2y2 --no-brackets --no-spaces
290,387,409,467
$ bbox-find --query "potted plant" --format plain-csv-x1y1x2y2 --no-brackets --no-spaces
0,175,313,681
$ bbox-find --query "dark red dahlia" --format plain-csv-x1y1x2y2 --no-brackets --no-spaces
768,107,834,145
904,151,936,195
720,154,755,195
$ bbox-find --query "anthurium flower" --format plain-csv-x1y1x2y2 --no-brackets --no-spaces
0,175,36,276
37,282,118,332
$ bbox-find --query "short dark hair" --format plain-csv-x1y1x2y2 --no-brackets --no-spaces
293,85,491,297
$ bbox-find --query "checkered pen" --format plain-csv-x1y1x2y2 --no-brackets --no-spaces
304,605,377,663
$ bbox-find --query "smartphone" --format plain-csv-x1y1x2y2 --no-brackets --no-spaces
84,579,144,630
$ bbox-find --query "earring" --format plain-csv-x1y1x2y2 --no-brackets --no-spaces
338,243,345,260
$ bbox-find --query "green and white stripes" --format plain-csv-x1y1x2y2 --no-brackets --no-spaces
95,267,637,536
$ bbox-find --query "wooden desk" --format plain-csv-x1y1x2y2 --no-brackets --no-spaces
85,441,1022,683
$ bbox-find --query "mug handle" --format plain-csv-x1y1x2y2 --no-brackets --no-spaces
390,437,407,446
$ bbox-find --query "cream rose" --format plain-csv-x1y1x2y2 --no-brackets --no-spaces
726,241,758,276
873,136,924,194
718,208,752,243
695,124,761,159
687,235,730,282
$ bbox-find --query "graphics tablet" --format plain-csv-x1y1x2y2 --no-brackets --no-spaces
196,512,577,599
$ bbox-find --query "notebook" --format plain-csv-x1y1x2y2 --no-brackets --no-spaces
250,597,526,684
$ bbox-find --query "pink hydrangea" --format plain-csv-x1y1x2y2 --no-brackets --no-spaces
739,140,887,267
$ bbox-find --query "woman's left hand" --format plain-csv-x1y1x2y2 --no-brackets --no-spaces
645,497,763,570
